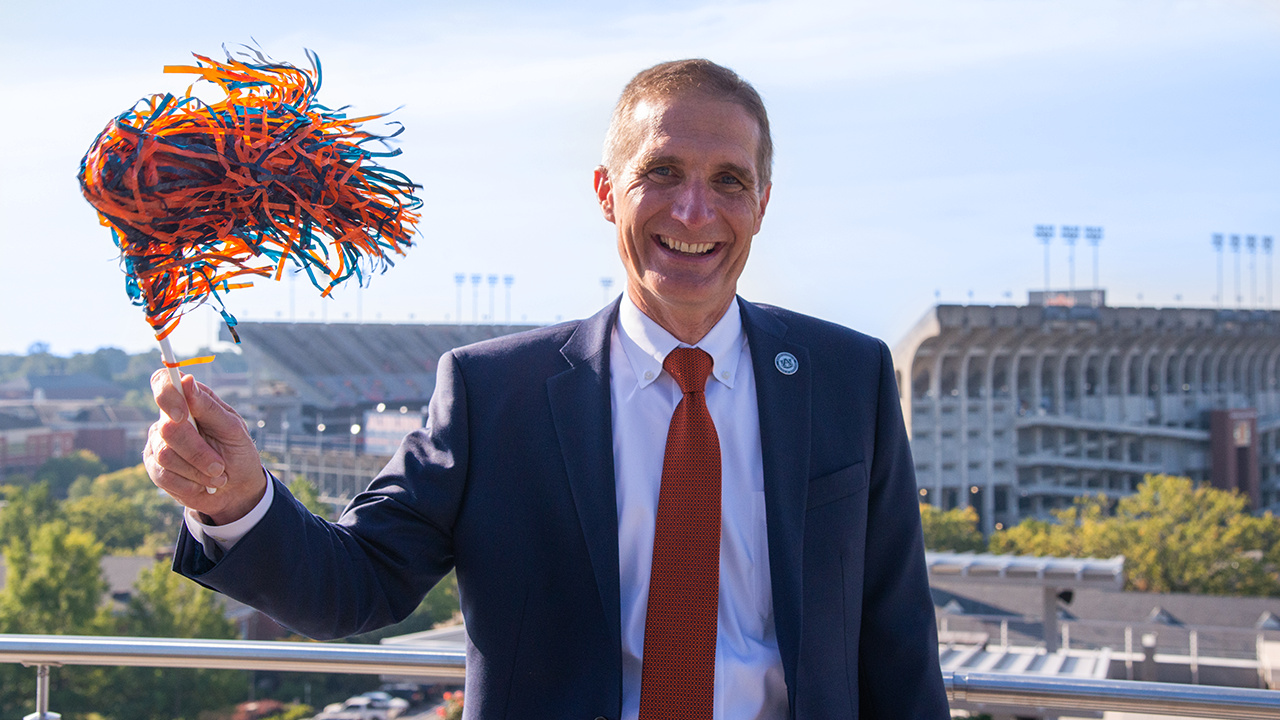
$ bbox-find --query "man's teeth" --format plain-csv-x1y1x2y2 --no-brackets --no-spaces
660,236,714,255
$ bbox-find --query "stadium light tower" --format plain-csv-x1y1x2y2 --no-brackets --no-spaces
1248,236,1258,308
1085,227,1103,290
1061,226,1079,294
1035,225,1054,291
1231,235,1242,308
601,276,614,306
1212,234,1224,308
487,274,498,323
471,273,482,324
504,275,515,324
454,273,465,324
1265,236,1274,309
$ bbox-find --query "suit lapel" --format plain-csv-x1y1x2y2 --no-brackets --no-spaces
547,299,623,673
740,298,810,702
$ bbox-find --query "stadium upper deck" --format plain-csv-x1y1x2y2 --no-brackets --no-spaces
894,293,1280,533
216,320,538,419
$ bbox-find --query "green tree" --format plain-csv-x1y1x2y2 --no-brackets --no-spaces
64,494,150,552
35,450,108,499
121,387,160,414
0,520,106,634
919,504,985,552
67,464,183,553
0,520,109,718
989,474,1280,595
0,482,64,550
92,563,243,720
262,704,316,720
15,345,64,379
65,349,119,382
121,350,164,392
0,472,236,718
119,562,237,639
288,476,330,519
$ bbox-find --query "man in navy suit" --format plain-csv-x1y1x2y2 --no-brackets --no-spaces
146,59,948,719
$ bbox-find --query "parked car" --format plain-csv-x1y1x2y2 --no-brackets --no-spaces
233,699,286,720
378,683,426,705
315,691,410,720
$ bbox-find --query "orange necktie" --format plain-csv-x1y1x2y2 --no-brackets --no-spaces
639,347,721,719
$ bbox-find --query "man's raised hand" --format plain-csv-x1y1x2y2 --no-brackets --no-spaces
144,369,268,525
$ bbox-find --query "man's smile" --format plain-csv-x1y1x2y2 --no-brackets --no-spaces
657,234,716,256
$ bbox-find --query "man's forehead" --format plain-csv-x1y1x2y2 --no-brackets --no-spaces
629,94,755,128
626,95,761,167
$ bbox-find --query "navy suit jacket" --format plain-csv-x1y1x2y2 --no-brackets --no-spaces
175,297,948,719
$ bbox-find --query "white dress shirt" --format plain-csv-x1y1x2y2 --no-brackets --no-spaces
612,294,786,720
187,294,787,719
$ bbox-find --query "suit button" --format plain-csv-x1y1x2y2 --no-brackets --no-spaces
593,717,608,720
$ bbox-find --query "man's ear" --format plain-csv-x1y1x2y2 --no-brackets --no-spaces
593,166,616,223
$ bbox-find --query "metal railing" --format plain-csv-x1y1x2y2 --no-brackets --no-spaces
2,634,1280,720
0,634,463,720
948,671,1280,719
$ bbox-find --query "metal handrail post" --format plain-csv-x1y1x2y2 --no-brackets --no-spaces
24,663,61,720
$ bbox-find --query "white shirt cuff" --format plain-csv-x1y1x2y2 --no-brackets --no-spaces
184,475,275,561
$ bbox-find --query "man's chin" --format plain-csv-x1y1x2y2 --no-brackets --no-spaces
634,281,736,316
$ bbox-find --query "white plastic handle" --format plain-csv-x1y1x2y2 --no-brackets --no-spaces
158,337,216,494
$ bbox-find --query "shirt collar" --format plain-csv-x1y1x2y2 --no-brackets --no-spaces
617,293,745,390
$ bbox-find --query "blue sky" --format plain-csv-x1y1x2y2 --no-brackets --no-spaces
1,0,1276,357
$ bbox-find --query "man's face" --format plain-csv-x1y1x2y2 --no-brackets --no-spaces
595,94,771,332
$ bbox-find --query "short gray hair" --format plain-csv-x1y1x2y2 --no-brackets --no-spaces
602,59,773,191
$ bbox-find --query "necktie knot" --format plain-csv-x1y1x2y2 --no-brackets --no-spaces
664,347,713,395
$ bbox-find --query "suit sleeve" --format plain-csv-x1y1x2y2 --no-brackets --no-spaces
858,340,949,717
172,351,470,640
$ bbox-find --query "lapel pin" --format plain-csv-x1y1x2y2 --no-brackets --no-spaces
774,352,798,375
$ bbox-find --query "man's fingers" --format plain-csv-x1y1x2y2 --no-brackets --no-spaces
151,434,227,489
151,368,191,423
144,426,227,498
149,456,218,501
156,413,227,481
147,367,263,520
182,375,252,445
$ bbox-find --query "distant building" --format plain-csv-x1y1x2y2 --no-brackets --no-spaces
214,321,540,430
27,373,126,402
893,290,1280,533
0,408,74,478
0,400,151,478
211,321,538,500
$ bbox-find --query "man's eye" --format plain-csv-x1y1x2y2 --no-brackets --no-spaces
717,174,744,188
648,166,673,178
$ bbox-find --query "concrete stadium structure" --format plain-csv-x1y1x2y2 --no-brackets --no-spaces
205,321,537,503
893,290,1280,534
213,321,538,429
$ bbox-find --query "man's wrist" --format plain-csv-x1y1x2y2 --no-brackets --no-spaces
206,467,269,526
186,472,275,557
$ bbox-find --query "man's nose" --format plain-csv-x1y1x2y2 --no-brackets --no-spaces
670,181,716,229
